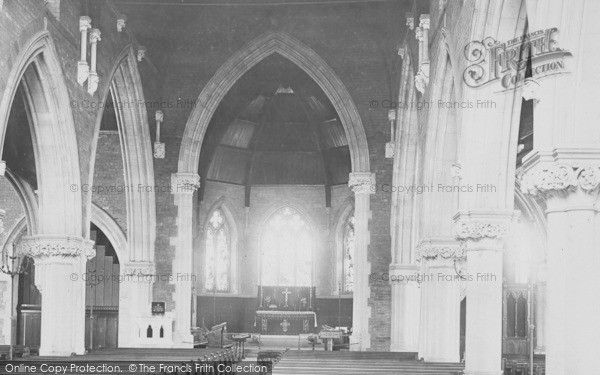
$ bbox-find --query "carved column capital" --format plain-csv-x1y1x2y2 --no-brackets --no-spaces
405,12,414,30
415,26,424,41
453,210,520,250
397,47,406,59
348,172,376,195
20,235,95,259
520,163,600,198
415,61,430,94
155,110,164,122
419,14,430,30
137,46,147,62
89,28,102,44
171,173,201,195
416,239,465,260
117,15,127,32
79,16,92,32
121,261,156,277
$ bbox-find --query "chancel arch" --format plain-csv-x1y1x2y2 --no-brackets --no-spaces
173,30,372,349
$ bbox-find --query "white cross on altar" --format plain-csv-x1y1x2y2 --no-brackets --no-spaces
282,288,292,307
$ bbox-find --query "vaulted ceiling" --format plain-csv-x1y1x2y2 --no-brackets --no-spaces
198,53,351,187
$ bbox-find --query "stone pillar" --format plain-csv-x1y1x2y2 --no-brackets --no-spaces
389,264,420,352
118,261,155,347
19,235,94,356
348,172,375,351
534,279,546,354
171,173,200,348
454,210,518,375
521,164,600,375
416,239,463,362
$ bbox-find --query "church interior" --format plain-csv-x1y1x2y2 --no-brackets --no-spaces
0,0,598,374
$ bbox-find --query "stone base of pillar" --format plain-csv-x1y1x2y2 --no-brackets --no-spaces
36,256,88,356
118,263,155,348
389,264,420,353
415,240,463,363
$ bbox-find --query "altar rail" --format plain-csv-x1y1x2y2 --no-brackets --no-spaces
273,351,464,375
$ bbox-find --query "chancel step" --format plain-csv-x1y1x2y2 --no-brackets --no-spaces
273,351,464,375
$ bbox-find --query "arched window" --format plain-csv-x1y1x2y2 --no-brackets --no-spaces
342,212,355,294
261,207,312,286
205,209,230,292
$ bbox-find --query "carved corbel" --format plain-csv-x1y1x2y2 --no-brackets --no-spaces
87,28,101,95
154,111,165,159
405,12,414,30
117,15,127,32
137,46,147,62
77,16,92,85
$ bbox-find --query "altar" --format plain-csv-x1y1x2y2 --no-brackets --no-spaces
255,286,317,335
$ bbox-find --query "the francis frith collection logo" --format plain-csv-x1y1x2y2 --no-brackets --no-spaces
463,28,572,92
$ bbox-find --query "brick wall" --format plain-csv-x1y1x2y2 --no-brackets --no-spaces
91,131,127,235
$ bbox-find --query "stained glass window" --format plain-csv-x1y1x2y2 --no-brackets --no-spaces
342,212,355,294
261,207,312,286
205,209,230,292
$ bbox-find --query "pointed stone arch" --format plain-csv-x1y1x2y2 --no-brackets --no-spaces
88,46,156,263
177,31,369,174
0,31,88,356
88,46,157,348
172,31,373,349
0,31,82,236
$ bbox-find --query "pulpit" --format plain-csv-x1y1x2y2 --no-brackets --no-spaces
255,286,317,335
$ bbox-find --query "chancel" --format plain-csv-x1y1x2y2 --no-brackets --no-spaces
0,1,598,375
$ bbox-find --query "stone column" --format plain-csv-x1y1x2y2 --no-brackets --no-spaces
521,164,600,375
171,173,200,348
19,235,94,356
348,172,375,351
416,239,464,362
389,264,420,352
534,279,546,354
454,210,518,375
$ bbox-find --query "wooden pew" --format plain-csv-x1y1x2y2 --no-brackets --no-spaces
16,347,244,375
